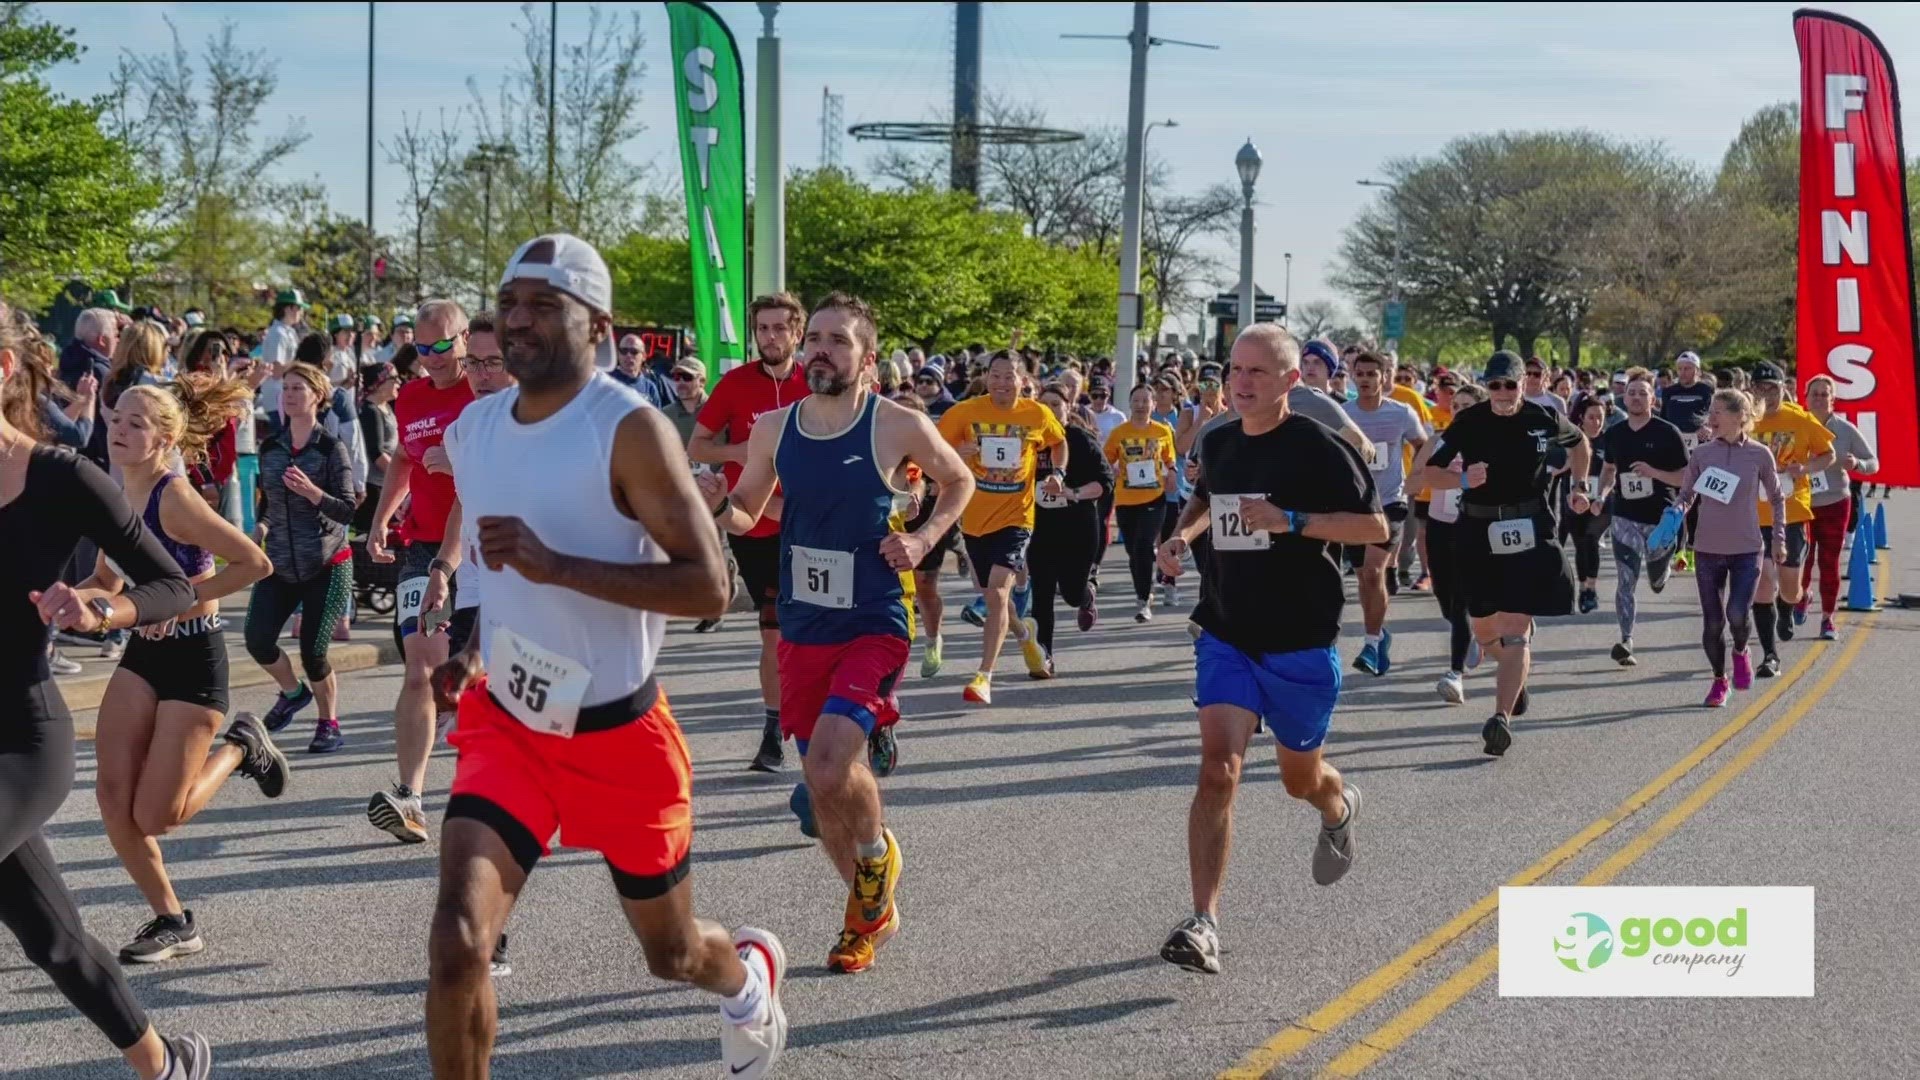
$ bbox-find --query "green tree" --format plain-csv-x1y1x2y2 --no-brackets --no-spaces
0,3,156,306
605,230,694,327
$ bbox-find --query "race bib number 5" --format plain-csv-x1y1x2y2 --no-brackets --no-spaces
492,627,591,738
980,435,1022,470
1695,466,1739,505
1210,494,1270,550
790,545,855,608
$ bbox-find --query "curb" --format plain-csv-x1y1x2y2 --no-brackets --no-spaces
66,638,404,739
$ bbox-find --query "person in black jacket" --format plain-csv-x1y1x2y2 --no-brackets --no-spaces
242,363,357,754
1028,381,1113,672
355,362,399,535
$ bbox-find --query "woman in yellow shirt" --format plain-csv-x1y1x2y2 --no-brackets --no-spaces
1103,384,1177,622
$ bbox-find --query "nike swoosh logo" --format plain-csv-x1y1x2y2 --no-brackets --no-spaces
731,1060,759,1075
843,455,863,464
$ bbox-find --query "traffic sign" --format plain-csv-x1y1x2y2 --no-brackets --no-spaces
1382,299,1406,341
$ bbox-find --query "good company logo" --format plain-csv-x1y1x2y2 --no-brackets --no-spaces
1499,887,1813,997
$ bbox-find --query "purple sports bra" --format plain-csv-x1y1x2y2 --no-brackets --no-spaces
143,475,214,577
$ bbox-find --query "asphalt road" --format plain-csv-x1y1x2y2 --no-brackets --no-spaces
5,498,1919,1080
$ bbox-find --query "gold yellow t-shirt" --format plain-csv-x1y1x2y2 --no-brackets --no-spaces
1103,419,1177,507
936,396,1067,536
1414,404,1453,503
1390,386,1434,483
1753,401,1835,527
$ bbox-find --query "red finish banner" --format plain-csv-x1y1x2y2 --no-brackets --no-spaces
1795,9,1920,486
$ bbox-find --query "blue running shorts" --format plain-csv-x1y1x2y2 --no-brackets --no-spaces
1193,630,1341,752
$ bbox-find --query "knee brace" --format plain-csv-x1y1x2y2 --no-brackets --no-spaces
1497,632,1532,649
757,600,780,632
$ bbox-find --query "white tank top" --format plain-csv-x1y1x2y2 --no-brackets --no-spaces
443,373,665,706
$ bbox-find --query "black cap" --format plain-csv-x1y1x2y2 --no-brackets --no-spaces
1088,376,1113,392
1198,362,1224,379
1484,350,1525,381
1751,361,1785,384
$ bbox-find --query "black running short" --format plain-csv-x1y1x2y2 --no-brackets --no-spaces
729,532,781,610
118,615,229,712
963,526,1031,588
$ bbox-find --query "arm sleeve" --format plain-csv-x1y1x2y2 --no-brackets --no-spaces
40,397,91,449
73,457,195,625
1658,425,1690,470
936,408,965,445
1158,425,1177,467
1067,427,1113,498
315,441,358,525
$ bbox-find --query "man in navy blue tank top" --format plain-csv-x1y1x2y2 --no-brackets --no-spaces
703,292,975,976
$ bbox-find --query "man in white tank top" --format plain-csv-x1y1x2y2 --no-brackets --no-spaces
424,234,789,1080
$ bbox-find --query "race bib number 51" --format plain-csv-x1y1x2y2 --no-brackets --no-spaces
492,627,591,738
1210,494,1270,550
790,545,855,608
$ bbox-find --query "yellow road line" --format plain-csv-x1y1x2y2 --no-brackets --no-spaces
1315,599,1882,1078
1219,640,1826,1080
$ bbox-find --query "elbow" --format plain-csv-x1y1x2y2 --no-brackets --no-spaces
1363,514,1392,545
697,558,732,619
246,550,274,583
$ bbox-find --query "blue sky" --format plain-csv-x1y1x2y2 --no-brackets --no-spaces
34,1,1920,334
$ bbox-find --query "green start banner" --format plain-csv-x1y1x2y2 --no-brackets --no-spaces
666,2,747,377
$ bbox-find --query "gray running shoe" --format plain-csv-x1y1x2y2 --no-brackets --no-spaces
1313,785,1360,885
163,1031,213,1079
1159,913,1222,974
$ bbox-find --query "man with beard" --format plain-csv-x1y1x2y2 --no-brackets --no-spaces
426,234,787,1078
1594,374,1689,666
691,293,810,772
703,291,972,975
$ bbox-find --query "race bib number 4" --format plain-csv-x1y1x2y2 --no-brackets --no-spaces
1210,494,1270,550
1695,466,1739,505
790,545,855,609
1125,459,1159,488
980,435,1022,470
1488,517,1537,554
492,627,591,738
1620,473,1654,500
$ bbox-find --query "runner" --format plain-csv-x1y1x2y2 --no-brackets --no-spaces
1386,354,1437,592
1595,374,1689,665
1406,370,1460,592
690,292,810,772
1105,385,1177,623
1411,382,1486,703
89,377,279,964
1030,382,1110,664
1561,396,1611,615
1659,351,1716,572
1747,363,1835,674
936,351,1065,704
1800,375,1877,639
1420,350,1589,757
1670,390,1785,706
2,318,212,1077
1342,352,1426,674
366,299,475,842
1152,323,1387,974
704,290,973,975
426,234,785,1078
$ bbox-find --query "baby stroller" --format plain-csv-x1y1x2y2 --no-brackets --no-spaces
352,537,399,615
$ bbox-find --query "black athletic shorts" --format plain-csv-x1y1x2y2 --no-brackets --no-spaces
398,541,457,637
1780,521,1808,568
1413,500,1431,522
1371,503,1410,551
729,532,782,610
963,526,1031,588
444,605,479,655
118,615,229,712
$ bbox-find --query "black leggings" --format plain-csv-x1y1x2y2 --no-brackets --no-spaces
1029,512,1099,654
1113,499,1168,603
245,562,354,683
2,683,151,1049
1426,520,1473,671
1561,508,1609,581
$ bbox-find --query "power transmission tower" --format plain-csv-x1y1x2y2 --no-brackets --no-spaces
821,86,844,169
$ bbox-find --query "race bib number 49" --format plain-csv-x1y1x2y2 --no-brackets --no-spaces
492,627,591,738
398,575,428,625
1210,494,1270,550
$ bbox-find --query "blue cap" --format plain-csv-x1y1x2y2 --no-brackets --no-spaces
1301,339,1339,375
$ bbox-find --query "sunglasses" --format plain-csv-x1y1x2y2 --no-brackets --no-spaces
1486,379,1520,391
915,378,939,387
670,371,700,382
417,337,458,356
1089,390,1109,398
618,347,642,356
1198,379,1220,390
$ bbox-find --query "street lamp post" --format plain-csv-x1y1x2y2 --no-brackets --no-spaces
1283,251,1292,326
1357,178,1404,346
467,142,515,307
1236,139,1262,348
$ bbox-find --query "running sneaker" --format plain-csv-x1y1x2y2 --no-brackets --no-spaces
1482,714,1513,757
1578,587,1598,614
1793,601,1809,627
1159,914,1222,974
1018,617,1049,676
1134,601,1153,623
1732,648,1754,691
1077,592,1098,632
1513,686,1530,717
827,905,900,975
1436,670,1465,705
47,650,82,676
1186,621,1203,642
1611,641,1636,667
723,928,789,1080
223,712,289,798
1673,550,1692,574
490,934,511,978
1649,558,1671,593
1410,574,1431,593
1160,577,1180,608
1312,785,1360,885
368,785,429,844
1353,641,1384,676
1819,617,1838,641
1704,677,1731,708
120,911,202,964
1466,639,1483,671
1376,628,1393,674
868,725,898,777
1757,653,1781,678
262,682,314,733
160,1031,213,1080
920,636,944,678
1029,648,1056,681
1776,609,1795,642
748,725,784,773
962,672,992,705
789,783,819,839
830,831,902,973
307,718,343,754
961,596,987,628
98,636,124,662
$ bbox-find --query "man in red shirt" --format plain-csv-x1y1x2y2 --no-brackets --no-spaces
690,292,809,772
368,298,476,843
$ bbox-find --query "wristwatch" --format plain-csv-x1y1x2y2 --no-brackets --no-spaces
429,557,455,578
87,596,116,632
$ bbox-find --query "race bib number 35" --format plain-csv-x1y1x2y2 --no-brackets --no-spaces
492,627,591,738
1695,466,1739,505
790,545,855,609
1210,494,1270,550
981,435,1022,470
1488,517,1537,555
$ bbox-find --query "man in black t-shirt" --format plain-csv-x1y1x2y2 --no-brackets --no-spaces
1422,351,1589,758
1596,374,1689,666
1658,351,1716,569
1149,324,1387,975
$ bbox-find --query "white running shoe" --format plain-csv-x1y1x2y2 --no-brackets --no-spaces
1135,601,1153,623
722,927,788,1080
1436,671,1465,705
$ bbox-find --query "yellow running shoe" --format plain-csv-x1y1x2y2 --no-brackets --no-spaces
843,828,902,932
1018,617,1050,678
962,671,992,704
827,905,900,974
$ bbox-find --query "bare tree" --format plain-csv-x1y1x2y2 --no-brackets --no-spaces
385,110,465,303
1142,185,1238,345
1290,299,1342,341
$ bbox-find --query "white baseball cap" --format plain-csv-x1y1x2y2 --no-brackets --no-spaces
1675,350,1701,368
499,233,612,314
